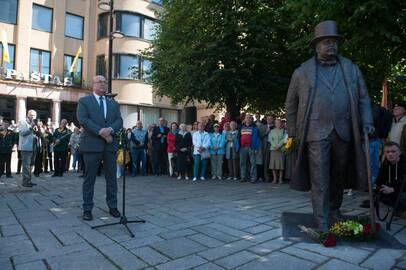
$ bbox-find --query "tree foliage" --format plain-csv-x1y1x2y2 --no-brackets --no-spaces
148,0,406,117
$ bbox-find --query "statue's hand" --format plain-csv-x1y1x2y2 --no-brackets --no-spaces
363,125,375,135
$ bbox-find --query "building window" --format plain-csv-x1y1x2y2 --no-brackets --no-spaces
32,4,53,33
143,18,157,40
96,55,106,77
97,13,108,39
0,0,18,24
142,58,152,82
116,12,141,38
30,48,51,74
63,55,83,86
114,54,140,79
65,13,84,40
0,42,15,69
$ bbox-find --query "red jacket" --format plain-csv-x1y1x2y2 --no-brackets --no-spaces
167,131,176,153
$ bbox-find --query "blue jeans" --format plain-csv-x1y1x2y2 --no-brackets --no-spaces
193,154,208,178
130,148,146,176
369,139,382,184
240,147,257,181
72,150,79,170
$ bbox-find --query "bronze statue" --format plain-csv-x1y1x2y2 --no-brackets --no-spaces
285,20,374,231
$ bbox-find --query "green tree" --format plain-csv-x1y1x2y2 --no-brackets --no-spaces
148,0,293,119
149,0,405,117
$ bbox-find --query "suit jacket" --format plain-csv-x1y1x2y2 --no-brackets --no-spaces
77,94,123,152
151,126,170,150
285,56,373,191
18,118,35,151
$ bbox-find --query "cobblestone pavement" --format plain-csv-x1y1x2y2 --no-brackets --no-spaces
0,172,405,270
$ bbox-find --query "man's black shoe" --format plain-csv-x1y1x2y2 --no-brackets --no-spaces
6,175,12,178
52,174,58,177
109,208,121,218
240,179,247,182
83,211,93,221
22,183,33,187
79,174,84,178
30,182,37,186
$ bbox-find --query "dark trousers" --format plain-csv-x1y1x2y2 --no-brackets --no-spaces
17,150,22,174
307,130,350,231
54,151,67,176
152,144,167,175
82,150,117,212
0,152,12,177
78,153,85,172
34,150,43,176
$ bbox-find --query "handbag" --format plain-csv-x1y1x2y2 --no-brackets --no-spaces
117,149,131,166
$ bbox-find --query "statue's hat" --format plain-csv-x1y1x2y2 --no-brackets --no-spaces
310,20,342,47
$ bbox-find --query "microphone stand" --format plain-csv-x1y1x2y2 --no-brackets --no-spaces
92,128,145,237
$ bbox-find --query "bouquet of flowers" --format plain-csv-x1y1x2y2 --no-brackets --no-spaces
299,219,381,248
282,138,299,154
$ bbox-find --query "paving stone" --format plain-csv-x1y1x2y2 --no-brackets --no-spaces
156,254,207,270
1,224,25,236
317,259,369,270
0,258,13,270
53,231,85,246
159,228,197,239
1,172,405,270
12,242,93,266
281,246,329,264
194,262,226,270
243,224,274,234
207,223,253,238
191,225,239,243
236,251,317,270
46,248,117,270
98,243,147,270
215,251,260,269
248,228,282,243
15,260,47,270
151,237,207,259
121,235,166,249
248,238,292,255
294,243,372,264
360,249,406,270
198,240,254,261
188,233,225,248
0,238,35,258
131,246,170,266
210,215,258,229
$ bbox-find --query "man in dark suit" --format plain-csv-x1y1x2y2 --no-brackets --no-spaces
151,118,170,175
285,21,374,231
77,75,123,221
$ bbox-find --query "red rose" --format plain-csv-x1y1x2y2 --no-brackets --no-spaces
363,223,381,236
323,233,337,247
363,224,371,236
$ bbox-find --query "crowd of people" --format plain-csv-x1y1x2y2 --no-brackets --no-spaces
0,103,406,211
117,113,294,183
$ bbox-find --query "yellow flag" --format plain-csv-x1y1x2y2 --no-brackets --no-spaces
1,30,10,64
69,46,82,73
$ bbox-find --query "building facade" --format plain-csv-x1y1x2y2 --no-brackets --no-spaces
0,0,197,128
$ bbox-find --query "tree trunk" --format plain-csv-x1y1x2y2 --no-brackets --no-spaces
226,102,241,121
